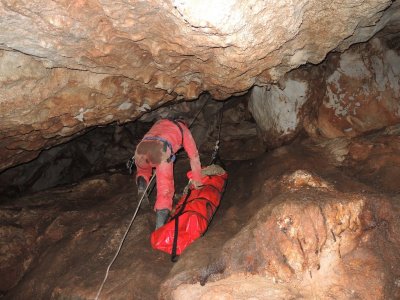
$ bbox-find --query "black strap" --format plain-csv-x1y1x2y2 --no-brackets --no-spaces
171,198,216,223
171,217,180,262
210,152,226,170
171,120,184,147
170,180,225,262
180,197,218,209
171,188,192,262
201,182,223,194
176,209,210,222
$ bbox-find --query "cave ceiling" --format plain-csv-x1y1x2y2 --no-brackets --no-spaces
1,0,400,171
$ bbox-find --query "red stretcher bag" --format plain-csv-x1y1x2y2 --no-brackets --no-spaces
151,166,228,261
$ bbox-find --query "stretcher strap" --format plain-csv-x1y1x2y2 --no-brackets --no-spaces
189,182,223,195
171,188,192,262
171,216,179,262
174,209,213,224
173,197,218,214
170,178,225,262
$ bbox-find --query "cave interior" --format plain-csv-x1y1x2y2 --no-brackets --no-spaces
1,1,400,299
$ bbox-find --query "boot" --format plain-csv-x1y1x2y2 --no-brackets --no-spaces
136,176,150,209
155,209,170,230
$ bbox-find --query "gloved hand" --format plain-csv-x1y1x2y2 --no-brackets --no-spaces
191,180,203,190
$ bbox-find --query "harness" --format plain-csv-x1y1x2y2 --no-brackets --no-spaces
142,119,184,163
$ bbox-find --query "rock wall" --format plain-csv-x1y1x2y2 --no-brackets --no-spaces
0,0,397,171
248,76,311,147
160,143,400,300
0,50,170,171
250,36,400,145
310,37,400,138
1,124,400,299
0,123,141,198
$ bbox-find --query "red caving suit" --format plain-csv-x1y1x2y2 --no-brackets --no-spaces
134,119,202,211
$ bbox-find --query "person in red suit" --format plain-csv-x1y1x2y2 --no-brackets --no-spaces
134,118,203,229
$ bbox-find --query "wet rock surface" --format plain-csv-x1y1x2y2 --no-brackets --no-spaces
1,129,400,299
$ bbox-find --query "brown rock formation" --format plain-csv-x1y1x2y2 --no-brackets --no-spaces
2,2,400,296
160,138,400,300
343,126,400,193
167,191,399,299
1,0,398,170
310,37,400,138
247,69,316,147
251,35,400,146
2,129,399,299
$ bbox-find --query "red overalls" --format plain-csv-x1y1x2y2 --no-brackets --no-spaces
135,119,202,211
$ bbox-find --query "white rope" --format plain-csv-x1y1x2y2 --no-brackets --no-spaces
95,94,212,299
94,172,156,300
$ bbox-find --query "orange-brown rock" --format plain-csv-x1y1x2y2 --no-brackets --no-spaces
343,127,400,193
1,0,398,171
1,131,400,299
250,34,400,146
161,170,400,300
306,37,400,139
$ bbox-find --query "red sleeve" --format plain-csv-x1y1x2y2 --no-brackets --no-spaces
181,125,202,183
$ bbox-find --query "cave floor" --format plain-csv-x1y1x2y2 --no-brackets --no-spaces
1,133,400,299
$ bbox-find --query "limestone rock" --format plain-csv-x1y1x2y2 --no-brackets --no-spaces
248,79,309,147
307,37,400,138
344,129,400,193
0,0,396,171
255,35,400,145
1,129,400,299
161,171,400,300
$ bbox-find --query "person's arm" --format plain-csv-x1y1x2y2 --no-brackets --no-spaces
181,125,202,184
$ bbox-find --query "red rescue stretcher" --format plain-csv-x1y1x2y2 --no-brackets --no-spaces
151,166,228,261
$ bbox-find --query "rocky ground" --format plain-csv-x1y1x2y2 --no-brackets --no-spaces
1,129,400,299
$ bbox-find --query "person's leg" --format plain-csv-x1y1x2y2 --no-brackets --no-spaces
154,161,174,229
134,152,153,207
154,161,174,211
135,160,152,184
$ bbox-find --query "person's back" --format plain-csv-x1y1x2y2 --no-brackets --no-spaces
134,118,202,229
